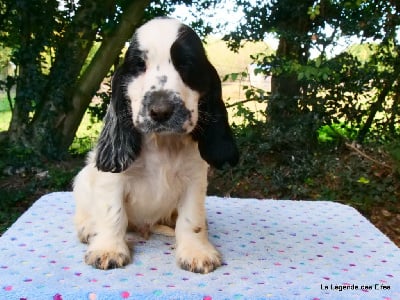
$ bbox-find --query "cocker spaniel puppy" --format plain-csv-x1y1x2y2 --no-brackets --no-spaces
73,17,239,274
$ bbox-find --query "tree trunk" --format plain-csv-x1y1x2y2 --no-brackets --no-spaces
388,87,399,136
267,36,311,147
8,2,42,146
357,45,400,143
8,64,37,146
357,70,399,143
269,37,302,121
60,0,150,151
25,0,117,157
266,0,316,151
21,0,150,158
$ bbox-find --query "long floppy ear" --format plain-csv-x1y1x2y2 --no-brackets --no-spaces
192,64,239,169
95,67,142,173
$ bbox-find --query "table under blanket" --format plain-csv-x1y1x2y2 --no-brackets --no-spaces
0,192,399,300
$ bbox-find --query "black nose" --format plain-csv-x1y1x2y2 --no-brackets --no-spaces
150,103,174,122
148,91,175,123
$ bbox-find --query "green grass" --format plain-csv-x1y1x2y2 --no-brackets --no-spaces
0,110,11,131
0,95,12,111
0,94,12,131
69,111,102,154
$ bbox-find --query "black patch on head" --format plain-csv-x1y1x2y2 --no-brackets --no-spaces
191,66,240,169
122,34,148,76
170,25,210,93
170,24,239,169
95,34,147,173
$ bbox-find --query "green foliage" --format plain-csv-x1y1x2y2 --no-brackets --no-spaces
87,78,112,123
317,152,398,214
0,141,39,172
0,0,223,159
210,121,399,215
0,46,12,70
249,44,400,145
215,0,400,209
317,123,357,143
223,71,248,82
225,0,400,149
69,136,96,155
386,141,400,173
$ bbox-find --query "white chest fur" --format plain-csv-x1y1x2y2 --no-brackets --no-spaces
121,134,208,227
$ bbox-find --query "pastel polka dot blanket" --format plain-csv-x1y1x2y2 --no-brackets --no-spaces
0,192,399,300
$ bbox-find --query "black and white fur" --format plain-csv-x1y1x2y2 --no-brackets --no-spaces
73,17,239,274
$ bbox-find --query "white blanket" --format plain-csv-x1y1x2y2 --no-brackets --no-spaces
0,192,399,299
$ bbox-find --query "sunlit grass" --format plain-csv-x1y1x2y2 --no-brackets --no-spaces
69,111,102,154
0,111,11,131
0,94,12,131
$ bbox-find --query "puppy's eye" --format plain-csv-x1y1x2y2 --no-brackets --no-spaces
136,57,146,71
174,58,196,78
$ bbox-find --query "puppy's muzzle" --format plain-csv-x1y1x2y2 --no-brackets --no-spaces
138,90,192,133
148,91,175,123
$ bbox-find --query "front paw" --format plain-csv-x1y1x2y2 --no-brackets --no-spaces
85,245,131,270
176,242,222,274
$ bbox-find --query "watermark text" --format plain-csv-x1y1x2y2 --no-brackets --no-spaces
320,283,391,292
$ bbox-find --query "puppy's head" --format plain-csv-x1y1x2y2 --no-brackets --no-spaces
125,18,201,134
96,18,239,172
